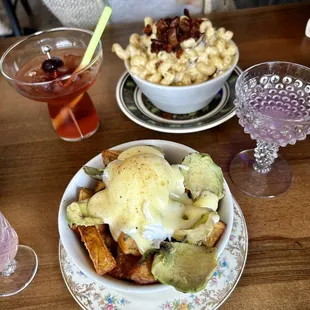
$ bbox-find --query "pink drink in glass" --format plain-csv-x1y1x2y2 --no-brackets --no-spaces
0,211,38,297
238,86,309,147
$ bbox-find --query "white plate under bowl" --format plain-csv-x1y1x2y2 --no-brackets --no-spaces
58,140,234,294
116,67,242,133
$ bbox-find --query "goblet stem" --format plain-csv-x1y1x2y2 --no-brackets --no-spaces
253,141,279,174
0,245,38,297
1,260,16,277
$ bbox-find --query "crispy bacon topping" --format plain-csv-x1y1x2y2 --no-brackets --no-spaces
167,27,178,48
146,9,203,55
143,24,152,36
151,39,164,54
175,46,184,59
184,8,191,19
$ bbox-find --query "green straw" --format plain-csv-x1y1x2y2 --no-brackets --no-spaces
76,6,112,71
54,7,112,129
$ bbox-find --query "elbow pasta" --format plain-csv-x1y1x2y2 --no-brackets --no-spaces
161,71,175,85
147,72,162,83
199,20,212,33
112,43,129,60
180,38,196,49
129,34,140,49
158,61,173,75
130,55,147,67
197,62,216,76
145,58,159,74
130,65,146,79
112,16,237,86
144,17,153,27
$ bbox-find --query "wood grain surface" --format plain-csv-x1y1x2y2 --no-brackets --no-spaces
1,3,310,309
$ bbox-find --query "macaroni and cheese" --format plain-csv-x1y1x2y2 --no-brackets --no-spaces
112,10,237,86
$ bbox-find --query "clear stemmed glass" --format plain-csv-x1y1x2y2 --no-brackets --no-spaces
230,62,310,198
0,211,38,297
0,28,102,142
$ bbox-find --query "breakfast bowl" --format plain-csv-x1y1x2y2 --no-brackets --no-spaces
58,140,234,294
124,45,239,115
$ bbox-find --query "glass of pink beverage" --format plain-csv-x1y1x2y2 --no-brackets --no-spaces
0,28,103,141
229,62,310,197
0,211,38,297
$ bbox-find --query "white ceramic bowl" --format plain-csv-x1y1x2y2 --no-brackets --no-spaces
58,140,234,294
124,43,239,114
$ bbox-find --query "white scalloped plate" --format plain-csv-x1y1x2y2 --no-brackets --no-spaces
59,197,247,310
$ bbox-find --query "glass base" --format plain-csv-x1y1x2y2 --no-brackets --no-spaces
48,92,100,142
59,121,99,142
0,245,38,297
229,149,293,198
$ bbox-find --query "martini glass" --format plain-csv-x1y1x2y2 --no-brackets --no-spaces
0,28,103,142
0,211,38,297
230,62,310,198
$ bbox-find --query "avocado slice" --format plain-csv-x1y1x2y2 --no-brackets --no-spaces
181,153,224,199
66,200,104,227
83,166,104,181
152,242,217,293
173,211,219,246
193,189,219,211
192,210,212,229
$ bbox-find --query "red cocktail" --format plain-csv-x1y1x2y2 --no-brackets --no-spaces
0,28,103,141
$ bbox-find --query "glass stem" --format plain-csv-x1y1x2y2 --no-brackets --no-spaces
1,259,17,277
253,141,279,174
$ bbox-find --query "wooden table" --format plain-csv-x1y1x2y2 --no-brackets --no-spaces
1,3,310,309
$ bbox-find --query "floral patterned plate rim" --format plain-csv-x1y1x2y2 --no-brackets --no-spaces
116,66,242,134
59,197,248,310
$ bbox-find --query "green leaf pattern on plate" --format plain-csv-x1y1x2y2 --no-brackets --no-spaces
121,68,241,130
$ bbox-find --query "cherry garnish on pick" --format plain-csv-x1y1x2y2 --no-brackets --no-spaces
42,57,64,73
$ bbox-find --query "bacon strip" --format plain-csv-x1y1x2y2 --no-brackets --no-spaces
150,9,203,55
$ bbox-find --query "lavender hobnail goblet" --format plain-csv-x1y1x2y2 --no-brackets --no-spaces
230,62,310,197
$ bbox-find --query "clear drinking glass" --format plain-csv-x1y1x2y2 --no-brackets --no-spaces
0,211,38,297
0,28,103,142
230,62,310,198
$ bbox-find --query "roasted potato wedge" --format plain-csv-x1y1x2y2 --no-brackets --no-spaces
205,221,227,248
71,224,78,231
118,232,140,256
127,255,158,284
71,224,80,237
101,229,118,256
78,187,94,201
102,149,121,166
78,226,116,275
108,246,140,280
96,224,107,234
95,181,106,193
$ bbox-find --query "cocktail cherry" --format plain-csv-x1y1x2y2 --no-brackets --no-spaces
42,57,64,73
41,45,64,73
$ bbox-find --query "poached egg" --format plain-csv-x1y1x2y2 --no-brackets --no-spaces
87,146,216,253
